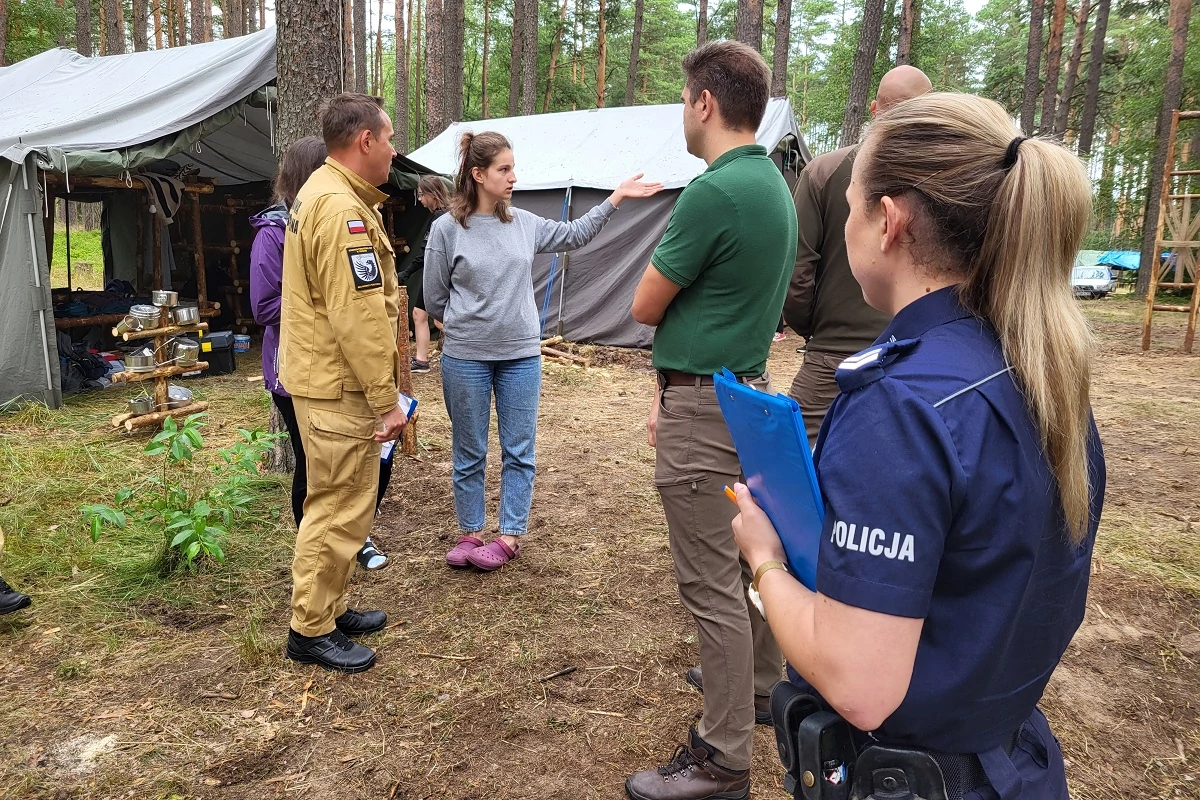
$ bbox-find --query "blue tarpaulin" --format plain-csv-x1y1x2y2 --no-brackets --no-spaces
1097,251,1143,271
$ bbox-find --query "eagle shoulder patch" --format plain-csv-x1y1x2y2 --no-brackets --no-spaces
347,245,382,291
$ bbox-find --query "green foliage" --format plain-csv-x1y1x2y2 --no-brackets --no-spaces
80,414,284,569
3,0,73,64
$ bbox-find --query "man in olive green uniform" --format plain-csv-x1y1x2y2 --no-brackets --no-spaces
785,66,932,445
279,93,408,674
627,42,797,800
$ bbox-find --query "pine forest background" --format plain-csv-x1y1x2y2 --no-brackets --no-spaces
3,0,1199,252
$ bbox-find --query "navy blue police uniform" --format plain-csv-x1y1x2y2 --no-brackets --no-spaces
793,286,1106,799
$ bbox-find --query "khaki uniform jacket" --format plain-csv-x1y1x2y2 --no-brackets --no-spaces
279,158,401,416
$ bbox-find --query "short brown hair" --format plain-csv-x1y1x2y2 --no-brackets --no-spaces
319,93,386,151
681,41,770,132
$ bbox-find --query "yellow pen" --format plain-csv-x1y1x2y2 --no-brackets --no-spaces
723,485,738,505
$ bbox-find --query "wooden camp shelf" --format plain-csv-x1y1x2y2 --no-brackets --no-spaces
110,362,210,383
115,401,210,432
113,322,209,341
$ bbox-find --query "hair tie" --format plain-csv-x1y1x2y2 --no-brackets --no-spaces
1003,136,1026,170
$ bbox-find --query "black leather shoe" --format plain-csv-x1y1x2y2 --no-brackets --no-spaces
686,667,772,726
286,628,376,673
335,608,387,636
0,577,31,615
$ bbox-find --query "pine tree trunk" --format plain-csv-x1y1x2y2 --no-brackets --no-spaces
425,0,445,135
104,0,126,53
840,0,885,146
133,0,148,50
735,0,764,52
375,0,384,95
481,0,490,117
520,0,537,115
77,0,93,55
0,0,8,66
191,0,205,40
595,0,607,107
343,0,355,90
896,0,915,65
354,0,368,92
508,0,522,116
413,0,423,142
697,0,708,45
1052,0,1090,137
1076,0,1109,155
444,0,464,122
546,0,569,111
1039,0,1067,133
175,0,186,48
571,0,582,108
625,0,645,106
248,0,257,32
1137,0,1192,294
277,0,343,152
1019,0,1045,135
771,0,791,96
394,0,410,150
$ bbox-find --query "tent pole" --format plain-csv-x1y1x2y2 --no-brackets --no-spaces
63,197,72,292
556,186,573,337
22,162,55,396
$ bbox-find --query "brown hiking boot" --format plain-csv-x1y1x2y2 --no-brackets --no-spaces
685,667,773,726
625,728,750,800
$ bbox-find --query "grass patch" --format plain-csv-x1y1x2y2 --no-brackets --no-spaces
50,228,106,291
0,381,292,641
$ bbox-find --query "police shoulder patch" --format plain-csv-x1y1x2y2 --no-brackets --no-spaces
347,245,382,291
835,337,920,392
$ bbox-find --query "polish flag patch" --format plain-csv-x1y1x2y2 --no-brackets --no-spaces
346,219,367,235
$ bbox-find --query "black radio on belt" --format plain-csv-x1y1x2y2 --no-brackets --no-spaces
770,682,950,800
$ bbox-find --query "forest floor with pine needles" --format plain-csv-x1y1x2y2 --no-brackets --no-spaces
0,296,1196,800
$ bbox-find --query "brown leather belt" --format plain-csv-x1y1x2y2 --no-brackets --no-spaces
658,370,766,387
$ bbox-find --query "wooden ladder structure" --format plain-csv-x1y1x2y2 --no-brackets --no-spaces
1142,109,1200,354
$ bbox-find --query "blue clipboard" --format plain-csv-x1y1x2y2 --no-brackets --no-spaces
714,368,823,589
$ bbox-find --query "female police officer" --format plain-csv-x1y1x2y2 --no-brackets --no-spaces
731,92,1105,799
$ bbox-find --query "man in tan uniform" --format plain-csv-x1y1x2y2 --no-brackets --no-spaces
279,93,407,673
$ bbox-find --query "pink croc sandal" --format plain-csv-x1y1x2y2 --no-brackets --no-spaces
446,536,484,568
465,538,520,571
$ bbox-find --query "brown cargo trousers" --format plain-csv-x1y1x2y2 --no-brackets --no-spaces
654,372,784,771
788,350,847,448
290,392,382,637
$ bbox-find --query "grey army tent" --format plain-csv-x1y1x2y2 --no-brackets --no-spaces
408,99,810,348
0,28,279,409
0,28,437,409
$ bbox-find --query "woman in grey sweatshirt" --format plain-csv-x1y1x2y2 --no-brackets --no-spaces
424,131,663,571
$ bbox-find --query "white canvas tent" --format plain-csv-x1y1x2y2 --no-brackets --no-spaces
0,29,279,409
409,99,810,348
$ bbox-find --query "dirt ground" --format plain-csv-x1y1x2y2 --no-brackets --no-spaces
1,300,1198,800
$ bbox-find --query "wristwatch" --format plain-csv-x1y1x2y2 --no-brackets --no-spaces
748,560,789,619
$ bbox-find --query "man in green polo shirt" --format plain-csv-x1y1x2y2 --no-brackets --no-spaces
627,40,798,800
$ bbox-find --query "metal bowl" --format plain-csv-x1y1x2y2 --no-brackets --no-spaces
128,350,157,373
128,396,155,415
165,384,193,409
151,290,179,308
172,306,200,325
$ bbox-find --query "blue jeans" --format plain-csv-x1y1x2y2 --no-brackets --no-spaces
440,355,541,536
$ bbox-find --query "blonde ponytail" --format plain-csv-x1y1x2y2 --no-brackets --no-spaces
860,93,1095,544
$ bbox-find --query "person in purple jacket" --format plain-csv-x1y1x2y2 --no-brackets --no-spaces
250,136,392,571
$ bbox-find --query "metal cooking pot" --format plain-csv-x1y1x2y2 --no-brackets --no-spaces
172,339,200,367
127,349,157,373
172,306,200,325
151,290,179,308
114,316,143,335
128,396,155,415
165,384,193,410
129,304,162,330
